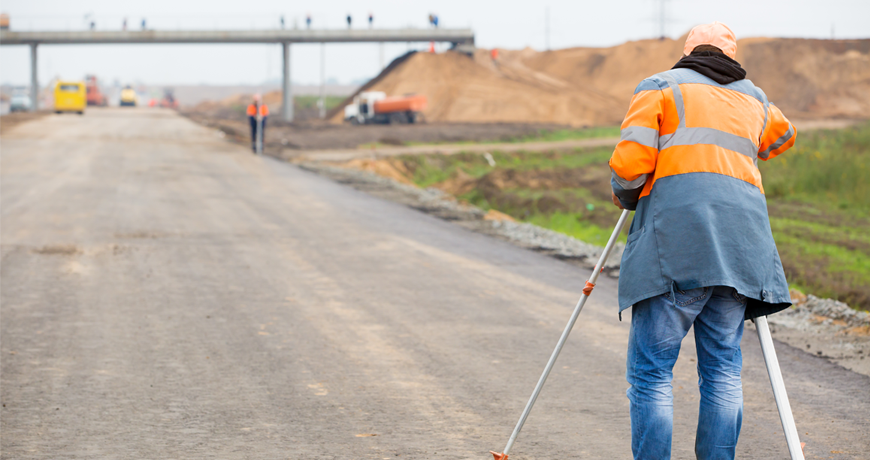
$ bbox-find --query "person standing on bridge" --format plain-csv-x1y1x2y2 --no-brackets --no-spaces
609,22,796,460
247,96,269,153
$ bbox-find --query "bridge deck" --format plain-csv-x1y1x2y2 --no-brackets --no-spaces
0,28,474,45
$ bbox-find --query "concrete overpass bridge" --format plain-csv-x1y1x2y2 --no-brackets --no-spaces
0,28,475,121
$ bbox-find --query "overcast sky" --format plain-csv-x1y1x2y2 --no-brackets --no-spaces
1,0,867,87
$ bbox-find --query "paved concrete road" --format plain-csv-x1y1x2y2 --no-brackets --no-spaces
2,108,868,459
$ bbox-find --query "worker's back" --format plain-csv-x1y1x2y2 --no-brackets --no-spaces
610,64,795,319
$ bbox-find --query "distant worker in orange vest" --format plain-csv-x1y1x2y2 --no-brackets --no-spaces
246,96,269,153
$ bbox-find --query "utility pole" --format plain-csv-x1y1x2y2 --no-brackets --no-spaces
379,42,385,71
545,7,550,51
319,43,326,119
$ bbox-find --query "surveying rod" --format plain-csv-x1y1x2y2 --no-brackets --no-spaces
755,315,805,460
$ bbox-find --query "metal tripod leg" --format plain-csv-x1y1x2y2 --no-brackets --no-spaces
491,210,631,460
755,315,805,460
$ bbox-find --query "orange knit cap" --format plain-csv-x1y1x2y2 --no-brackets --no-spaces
683,21,737,59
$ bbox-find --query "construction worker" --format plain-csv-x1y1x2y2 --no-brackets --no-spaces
609,22,795,460
246,96,269,153
346,14,352,29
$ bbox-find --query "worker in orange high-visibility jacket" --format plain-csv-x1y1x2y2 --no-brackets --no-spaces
609,22,796,460
247,97,270,153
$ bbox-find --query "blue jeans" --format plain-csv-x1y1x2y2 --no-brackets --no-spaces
626,286,747,460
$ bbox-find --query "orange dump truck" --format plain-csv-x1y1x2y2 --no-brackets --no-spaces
85,75,107,106
344,92,427,124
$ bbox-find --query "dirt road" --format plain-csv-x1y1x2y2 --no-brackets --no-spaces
2,108,868,459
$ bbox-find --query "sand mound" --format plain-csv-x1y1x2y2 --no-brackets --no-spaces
738,38,870,119
332,37,870,126
330,50,626,126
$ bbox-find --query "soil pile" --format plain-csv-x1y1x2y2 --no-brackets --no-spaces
332,37,870,125
330,50,626,126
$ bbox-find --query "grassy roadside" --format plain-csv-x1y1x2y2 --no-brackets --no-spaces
759,124,870,308
397,147,628,246
382,122,870,310
293,95,346,111
358,126,621,149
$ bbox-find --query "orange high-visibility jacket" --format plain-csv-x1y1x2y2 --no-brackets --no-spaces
247,104,269,117
610,68,796,319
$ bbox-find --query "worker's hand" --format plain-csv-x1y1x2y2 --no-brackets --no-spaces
611,191,625,210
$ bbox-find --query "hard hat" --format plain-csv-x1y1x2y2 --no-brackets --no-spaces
683,21,737,59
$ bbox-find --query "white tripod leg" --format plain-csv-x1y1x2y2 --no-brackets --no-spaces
755,315,804,460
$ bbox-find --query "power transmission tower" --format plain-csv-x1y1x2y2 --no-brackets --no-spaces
657,0,669,39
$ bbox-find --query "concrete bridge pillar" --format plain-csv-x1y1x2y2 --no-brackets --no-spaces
282,42,293,122
30,43,38,112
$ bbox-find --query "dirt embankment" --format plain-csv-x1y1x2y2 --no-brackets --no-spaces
330,37,870,126
181,112,568,152
185,36,870,130
0,111,49,136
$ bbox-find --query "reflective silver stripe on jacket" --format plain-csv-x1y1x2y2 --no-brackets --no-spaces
612,171,648,190
655,70,764,162
659,127,759,159
659,73,686,129
758,124,795,159
614,126,657,189
620,126,659,148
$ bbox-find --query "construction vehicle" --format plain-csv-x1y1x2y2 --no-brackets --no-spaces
85,75,107,106
119,85,138,107
344,92,427,125
54,80,86,114
159,88,178,109
9,91,31,112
